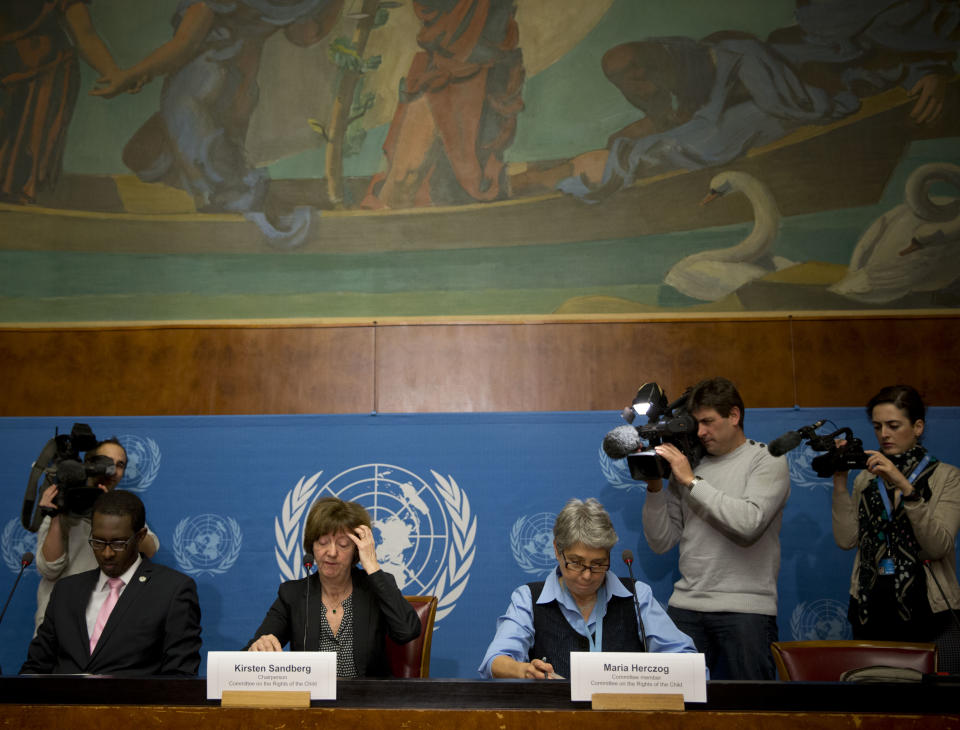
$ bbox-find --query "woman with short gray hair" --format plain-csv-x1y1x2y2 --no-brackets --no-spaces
553,498,618,553
479,497,696,679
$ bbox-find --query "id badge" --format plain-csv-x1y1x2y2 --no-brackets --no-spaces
878,558,896,576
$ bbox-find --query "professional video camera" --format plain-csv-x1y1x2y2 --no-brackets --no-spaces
602,382,704,481
21,423,116,532
767,421,868,478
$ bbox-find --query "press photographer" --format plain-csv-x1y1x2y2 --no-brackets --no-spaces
832,385,960,673
638,377,789,680
27,429,158,634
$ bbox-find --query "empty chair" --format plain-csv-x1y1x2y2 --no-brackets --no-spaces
770,640,937,681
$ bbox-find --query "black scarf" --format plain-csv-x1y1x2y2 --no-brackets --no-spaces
855,444,937,625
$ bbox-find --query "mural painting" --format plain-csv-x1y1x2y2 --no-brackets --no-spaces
1,0,959,321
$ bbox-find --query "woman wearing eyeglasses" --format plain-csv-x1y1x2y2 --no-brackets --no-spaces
478,498,697,679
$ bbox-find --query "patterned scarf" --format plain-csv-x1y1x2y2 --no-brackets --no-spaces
855,444,937,625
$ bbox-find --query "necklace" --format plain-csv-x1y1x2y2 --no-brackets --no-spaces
323,586,351,614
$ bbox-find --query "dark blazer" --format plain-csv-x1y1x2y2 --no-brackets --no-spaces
21,556,202,676
245,567,420,677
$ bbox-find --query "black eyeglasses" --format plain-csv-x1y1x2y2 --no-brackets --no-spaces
561,550,610,574
88,534,138,552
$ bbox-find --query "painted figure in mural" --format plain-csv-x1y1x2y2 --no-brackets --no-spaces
33,438,160,635
90,0,344,246
478,498,697,680
547,1,959,201
641,377,790,680
244,497,420,677
0,0,126,204
361,0,524,209
832,385,960,673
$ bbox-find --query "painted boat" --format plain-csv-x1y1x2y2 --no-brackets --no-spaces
1,83,956,255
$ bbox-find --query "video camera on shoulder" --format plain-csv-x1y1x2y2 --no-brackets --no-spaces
602,382,705,481
21,423,117,532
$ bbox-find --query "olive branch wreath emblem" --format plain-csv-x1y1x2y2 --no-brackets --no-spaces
274,468,476,624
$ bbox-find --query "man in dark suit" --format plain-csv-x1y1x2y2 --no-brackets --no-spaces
21,490,201,675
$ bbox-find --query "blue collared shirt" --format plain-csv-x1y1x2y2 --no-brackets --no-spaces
478,568,698,677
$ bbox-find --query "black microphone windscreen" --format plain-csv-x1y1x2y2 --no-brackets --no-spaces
621,549,634,565
302,553,314,568
21,552,34,567
603,425,642,459
768,430,803,457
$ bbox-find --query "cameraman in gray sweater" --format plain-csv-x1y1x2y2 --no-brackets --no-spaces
641,377,789,680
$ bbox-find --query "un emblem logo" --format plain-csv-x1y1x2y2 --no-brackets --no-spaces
790,599,852,640
598,443,644,491
275,465,476,624
510,512,556,575
172,514,243,577
2,518,37,573
117,434,161,492
787,444,833,490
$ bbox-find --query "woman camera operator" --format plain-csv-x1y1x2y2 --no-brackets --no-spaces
832,385,960,671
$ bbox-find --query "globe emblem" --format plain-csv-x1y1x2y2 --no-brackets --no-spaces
791,599,852,640
511,512,557,574
320,464,449,594
597,443,641,490
174,514,242,576
2,518,37,573
117,435,161,492
788,444,833,490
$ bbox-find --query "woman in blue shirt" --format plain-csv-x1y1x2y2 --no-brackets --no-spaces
479,497,697,679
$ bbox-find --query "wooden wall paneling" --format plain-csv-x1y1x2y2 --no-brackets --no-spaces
3,315,959,417
374,320,796,413
790,316,960,407
0,326,375,416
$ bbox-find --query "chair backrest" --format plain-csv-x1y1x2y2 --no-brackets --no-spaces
386,595,438,678
770,640,937,681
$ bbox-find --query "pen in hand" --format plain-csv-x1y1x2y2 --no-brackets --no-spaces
539,656,564,680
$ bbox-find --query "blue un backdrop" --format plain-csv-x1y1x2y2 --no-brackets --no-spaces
1,408,958,677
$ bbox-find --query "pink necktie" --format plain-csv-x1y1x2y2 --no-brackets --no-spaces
89,577,123,653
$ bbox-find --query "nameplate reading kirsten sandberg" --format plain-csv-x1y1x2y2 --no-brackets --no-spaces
206,651,336,700
570,652,707,702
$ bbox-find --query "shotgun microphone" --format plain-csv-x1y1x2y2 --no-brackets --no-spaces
622,550,648,652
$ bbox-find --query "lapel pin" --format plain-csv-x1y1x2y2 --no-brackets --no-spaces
139,576,147,583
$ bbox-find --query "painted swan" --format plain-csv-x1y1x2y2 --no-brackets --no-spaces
829,162,960,304
665,171,792,301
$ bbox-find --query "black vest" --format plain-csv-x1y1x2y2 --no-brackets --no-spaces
528,577,644,679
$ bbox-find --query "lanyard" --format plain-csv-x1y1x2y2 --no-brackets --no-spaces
587,584,605,652
876,454,930,520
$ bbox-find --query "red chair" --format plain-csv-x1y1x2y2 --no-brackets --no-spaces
770,640,937,681
386,595,438,678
